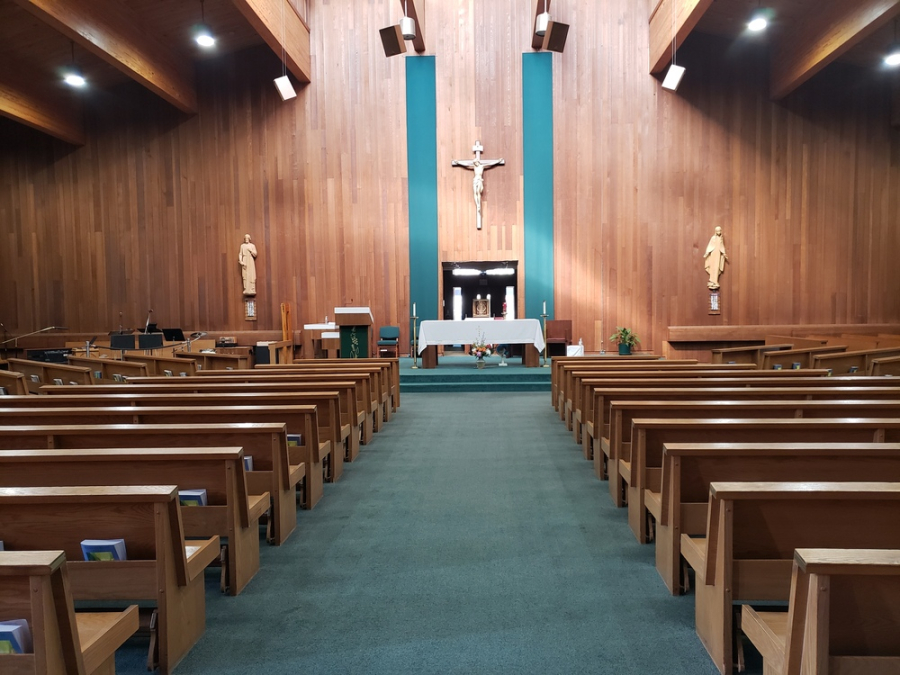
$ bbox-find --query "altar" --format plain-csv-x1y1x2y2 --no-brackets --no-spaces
417,319,545,368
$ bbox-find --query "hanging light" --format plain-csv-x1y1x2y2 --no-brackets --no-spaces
661,0,684,91
274,0,296,100
400,0,416,41
194,0,216,48
536,0,551,37
62,42,86,88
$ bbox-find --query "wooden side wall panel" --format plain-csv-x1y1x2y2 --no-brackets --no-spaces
0,1,898,354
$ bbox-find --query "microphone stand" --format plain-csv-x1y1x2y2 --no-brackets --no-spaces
0,326,67,351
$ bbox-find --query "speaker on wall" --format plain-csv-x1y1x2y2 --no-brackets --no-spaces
380,25,407,58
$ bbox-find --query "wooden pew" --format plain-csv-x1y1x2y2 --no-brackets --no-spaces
277,357,401,411
0,447,269,596
0,402,343,492
760,346,846,370
567,365,765,439
871,355,900,377
765,335,827,348
0,550,139,675
585,377,895,470
625,418,900,543
742,548,900,675
67,356,150,382
0,424,301,545
550,354,670,409
811,346,900,375
16,387,357,465
0,486,221,675
0,370,29,395
710,344,793,365
608,399,900,510
123,352,198,377
44,376,366,453
682,481,900,675
654,442,900,595
124,372,378,444
7,359,94,392
175,351,250,370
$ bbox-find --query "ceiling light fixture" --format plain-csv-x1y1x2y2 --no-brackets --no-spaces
274,0,296,99
195,0,216,48
400,0,416,40
886,21,900,67
485,268,515,276
451,268,482,277
63,41,86,88
536,0,550,37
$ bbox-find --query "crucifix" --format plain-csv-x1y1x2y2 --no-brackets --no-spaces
452,140,505,230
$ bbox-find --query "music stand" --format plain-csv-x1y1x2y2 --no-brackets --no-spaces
138,333,164,350
162,328,186,342
109,334,135,350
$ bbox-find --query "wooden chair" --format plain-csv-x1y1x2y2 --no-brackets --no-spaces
376,326,400,358
742,548,900,675
0,486,220,675
0,550,139,675
545,319,572,357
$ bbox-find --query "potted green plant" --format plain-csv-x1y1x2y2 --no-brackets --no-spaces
609,327,640,355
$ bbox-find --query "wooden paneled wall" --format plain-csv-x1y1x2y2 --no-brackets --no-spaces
0,0,899,353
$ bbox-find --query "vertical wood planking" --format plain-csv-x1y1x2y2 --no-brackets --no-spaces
0,0,898,353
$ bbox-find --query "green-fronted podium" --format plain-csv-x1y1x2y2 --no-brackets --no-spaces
335,307,374,358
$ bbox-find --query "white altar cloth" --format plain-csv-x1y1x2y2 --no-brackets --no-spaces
417,319,545,354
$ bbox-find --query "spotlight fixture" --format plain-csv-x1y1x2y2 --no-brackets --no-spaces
886,22,900,67
400,0,416,40
274,0,296,100
194,0,216,48
274,75,296,100
661,64,686,91
535,0,550,37
62,42,86,88
661,0,684,92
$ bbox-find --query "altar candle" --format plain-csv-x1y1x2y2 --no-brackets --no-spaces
543,301,546,314
413,303,416,316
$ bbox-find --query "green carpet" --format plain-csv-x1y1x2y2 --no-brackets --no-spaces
115,392,736,674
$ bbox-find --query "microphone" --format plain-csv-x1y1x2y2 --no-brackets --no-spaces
53,326,69,330
144,309,153,334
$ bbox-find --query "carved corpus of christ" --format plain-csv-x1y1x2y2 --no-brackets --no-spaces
452,140,505,230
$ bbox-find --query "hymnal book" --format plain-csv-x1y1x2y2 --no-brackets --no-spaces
243,455,253,471
0,619,31,654
792,362,801,370
0,540,4,550
772,364,783,370
81,539,127,561
163,369,174,377
178,489,208,507
287,434,303,446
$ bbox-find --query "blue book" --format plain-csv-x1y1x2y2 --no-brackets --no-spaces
81,539,127,561
0,619,31,654
772,364,783,370
243,455,254,472
792,362,801,370
0,540,4,551
178,489,208,507
287,434,303,446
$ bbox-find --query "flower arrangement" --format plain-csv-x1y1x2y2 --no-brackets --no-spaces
472,329,492,359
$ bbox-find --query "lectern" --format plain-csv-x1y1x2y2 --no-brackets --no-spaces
334,307,374,358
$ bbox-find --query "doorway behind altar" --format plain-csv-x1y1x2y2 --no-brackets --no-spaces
440,260,519,355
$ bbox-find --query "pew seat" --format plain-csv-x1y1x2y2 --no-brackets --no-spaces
0,550,139,675
742,548,900,675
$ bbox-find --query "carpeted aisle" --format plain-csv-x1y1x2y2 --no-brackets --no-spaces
118,392,724,674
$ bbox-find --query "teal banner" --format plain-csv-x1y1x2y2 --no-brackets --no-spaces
522,52,554,320
406,57,439,323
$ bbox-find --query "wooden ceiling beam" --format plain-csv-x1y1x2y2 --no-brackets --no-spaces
398,0,426,53
771,0,900,100
0,56,84,145
648,0,713,74
231,0,311,84
532,0,552,50
13,0,197,114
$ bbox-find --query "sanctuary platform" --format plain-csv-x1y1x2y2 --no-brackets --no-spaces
398,354,551,393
